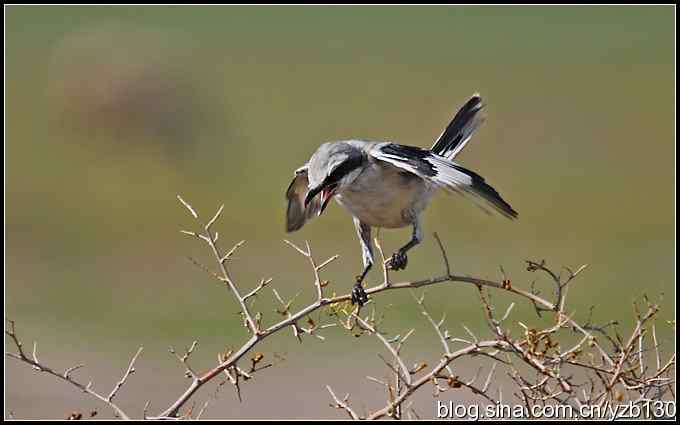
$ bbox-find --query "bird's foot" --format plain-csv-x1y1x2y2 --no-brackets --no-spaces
351,281,369,306
387,250,408,271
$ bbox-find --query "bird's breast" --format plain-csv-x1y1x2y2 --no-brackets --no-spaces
335,163,433,228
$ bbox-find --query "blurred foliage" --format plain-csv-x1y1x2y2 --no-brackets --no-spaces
6,5,674,365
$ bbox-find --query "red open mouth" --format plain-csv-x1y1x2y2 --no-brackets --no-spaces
318,185,336,215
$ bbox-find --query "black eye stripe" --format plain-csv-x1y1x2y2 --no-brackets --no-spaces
326,154,364,184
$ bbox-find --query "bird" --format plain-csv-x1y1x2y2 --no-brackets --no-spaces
285,94,517,306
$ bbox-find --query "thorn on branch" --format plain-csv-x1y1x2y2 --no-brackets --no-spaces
177,195,198,219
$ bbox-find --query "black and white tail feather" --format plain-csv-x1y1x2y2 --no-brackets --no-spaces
373,94,517,219
430,93,485,160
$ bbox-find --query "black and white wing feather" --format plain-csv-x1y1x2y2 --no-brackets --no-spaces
372,143,518,219
285,165,322,232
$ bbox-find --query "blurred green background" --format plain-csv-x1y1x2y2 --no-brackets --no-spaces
5,5,675,419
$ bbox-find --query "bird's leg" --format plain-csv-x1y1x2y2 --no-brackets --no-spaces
351,219,372,306
388,219,422,271
352,264,371,307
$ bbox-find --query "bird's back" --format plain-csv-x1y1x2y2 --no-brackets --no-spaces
335,142,435,228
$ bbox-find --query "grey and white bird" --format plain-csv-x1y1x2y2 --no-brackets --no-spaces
285,94,517,306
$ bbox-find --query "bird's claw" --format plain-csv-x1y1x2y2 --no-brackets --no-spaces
388,250,408,271
351,282,369,306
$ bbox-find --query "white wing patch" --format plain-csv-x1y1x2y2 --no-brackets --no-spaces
371,143,517,219
371,144,473,191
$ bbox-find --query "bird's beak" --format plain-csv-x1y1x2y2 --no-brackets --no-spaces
318,186,336,215
305,184,336,216
304,186,321,208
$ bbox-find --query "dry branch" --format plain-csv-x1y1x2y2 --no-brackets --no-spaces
6,195,675,420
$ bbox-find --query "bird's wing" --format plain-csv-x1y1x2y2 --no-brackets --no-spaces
370,143,518,219
285,164,323,232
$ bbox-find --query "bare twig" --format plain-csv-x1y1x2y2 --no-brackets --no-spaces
107,347,144,402
5,320,138,420
7,196,673,420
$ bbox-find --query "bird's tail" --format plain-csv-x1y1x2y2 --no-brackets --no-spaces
430,94,485,160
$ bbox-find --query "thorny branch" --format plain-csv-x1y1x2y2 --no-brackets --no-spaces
325,246,674,419
5,320,141,420
6,196,675,419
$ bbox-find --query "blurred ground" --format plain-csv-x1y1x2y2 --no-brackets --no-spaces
5,5,676,419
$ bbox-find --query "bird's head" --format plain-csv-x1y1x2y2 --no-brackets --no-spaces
305,142,364,215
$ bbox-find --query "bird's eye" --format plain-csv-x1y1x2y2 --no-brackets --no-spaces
326,156,363,184
327,163,343,178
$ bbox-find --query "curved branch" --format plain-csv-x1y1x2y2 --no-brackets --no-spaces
7,195,673,420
